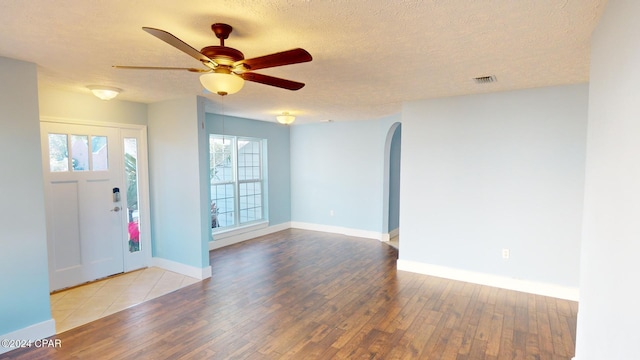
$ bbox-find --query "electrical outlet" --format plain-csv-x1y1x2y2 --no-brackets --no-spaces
502,248,510,260
329,210,334,216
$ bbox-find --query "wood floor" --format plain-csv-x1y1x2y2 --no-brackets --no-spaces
4,229,578,359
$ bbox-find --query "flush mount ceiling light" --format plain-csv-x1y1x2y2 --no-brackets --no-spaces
199,69,245,96
87,85,122,100
276,112,296,125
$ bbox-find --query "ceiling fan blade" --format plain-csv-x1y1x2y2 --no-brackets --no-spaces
235,48,312,71
113,65,210,73
240,72,305,90
142,27,217,67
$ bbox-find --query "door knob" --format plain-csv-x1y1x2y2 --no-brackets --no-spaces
111,206,121,212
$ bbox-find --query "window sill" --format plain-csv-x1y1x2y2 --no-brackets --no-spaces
212,221,268,241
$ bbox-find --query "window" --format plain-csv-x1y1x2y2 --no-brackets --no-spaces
124,138,140,253
210,135,265,231
47,133,109,172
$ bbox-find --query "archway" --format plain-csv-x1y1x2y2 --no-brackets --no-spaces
382,122,401,248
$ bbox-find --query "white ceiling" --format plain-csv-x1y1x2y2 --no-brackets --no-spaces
1,0,607,124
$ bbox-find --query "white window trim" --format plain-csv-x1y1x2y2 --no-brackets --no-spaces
210,134,266,234
212,220,269,241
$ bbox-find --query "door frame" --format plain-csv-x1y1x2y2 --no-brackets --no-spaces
41,116,152,275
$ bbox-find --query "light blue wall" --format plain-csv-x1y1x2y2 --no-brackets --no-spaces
400,84,588,287
575,1,640,358
290,115,400,233
39,86,147,125
0,57,52,335
206,113,291,226
388,124,402,231
195,99,211,265
148,97,210,269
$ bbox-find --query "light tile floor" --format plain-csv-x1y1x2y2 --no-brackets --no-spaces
50,267,200,334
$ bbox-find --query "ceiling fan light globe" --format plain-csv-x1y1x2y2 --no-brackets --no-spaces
199,73,244,95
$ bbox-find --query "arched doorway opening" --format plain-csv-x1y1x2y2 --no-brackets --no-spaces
382,122,401,249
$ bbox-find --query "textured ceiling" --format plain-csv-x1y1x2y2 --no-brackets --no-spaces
0,0,607,124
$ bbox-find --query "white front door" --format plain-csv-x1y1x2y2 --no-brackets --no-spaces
41,123,125,291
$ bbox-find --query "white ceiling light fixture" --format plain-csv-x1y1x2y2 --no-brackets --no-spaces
276,112,296,125
200,70,245,96
87,85,122,100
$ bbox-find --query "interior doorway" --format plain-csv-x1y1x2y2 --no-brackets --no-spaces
382,122,401,249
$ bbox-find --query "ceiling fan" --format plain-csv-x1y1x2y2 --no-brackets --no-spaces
114,23,312,95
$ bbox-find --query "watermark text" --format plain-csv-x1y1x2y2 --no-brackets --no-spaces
1,338,62,349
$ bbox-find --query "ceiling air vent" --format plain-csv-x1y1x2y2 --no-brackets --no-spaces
473,75,496,84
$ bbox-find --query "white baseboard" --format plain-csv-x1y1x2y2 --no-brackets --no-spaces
151,257,212,280
209,222,291,250
209,222,384,246
0,319,56,355
381,228,399,242
209,221,384,249
397,259,579,301
291,222,382,241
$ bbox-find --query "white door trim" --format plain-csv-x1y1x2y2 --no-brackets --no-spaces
40,117,151,281
41,116,146,130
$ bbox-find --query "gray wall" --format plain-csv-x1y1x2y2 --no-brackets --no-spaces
400,84,588,288
0,57,52,339
575,0,640,358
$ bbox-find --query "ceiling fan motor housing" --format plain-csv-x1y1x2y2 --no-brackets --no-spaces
200,46,244,66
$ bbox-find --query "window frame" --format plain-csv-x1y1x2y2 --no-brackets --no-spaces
210,134,266,233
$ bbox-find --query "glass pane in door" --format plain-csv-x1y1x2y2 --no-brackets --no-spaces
48,133,69,172
124,138,140,253
71,135,89,171
92,136,109,171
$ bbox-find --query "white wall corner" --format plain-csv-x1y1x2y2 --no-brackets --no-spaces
0,319,56,355
291,222,383,241
151,257,211,280
397,259,579,301
209,222,291,250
